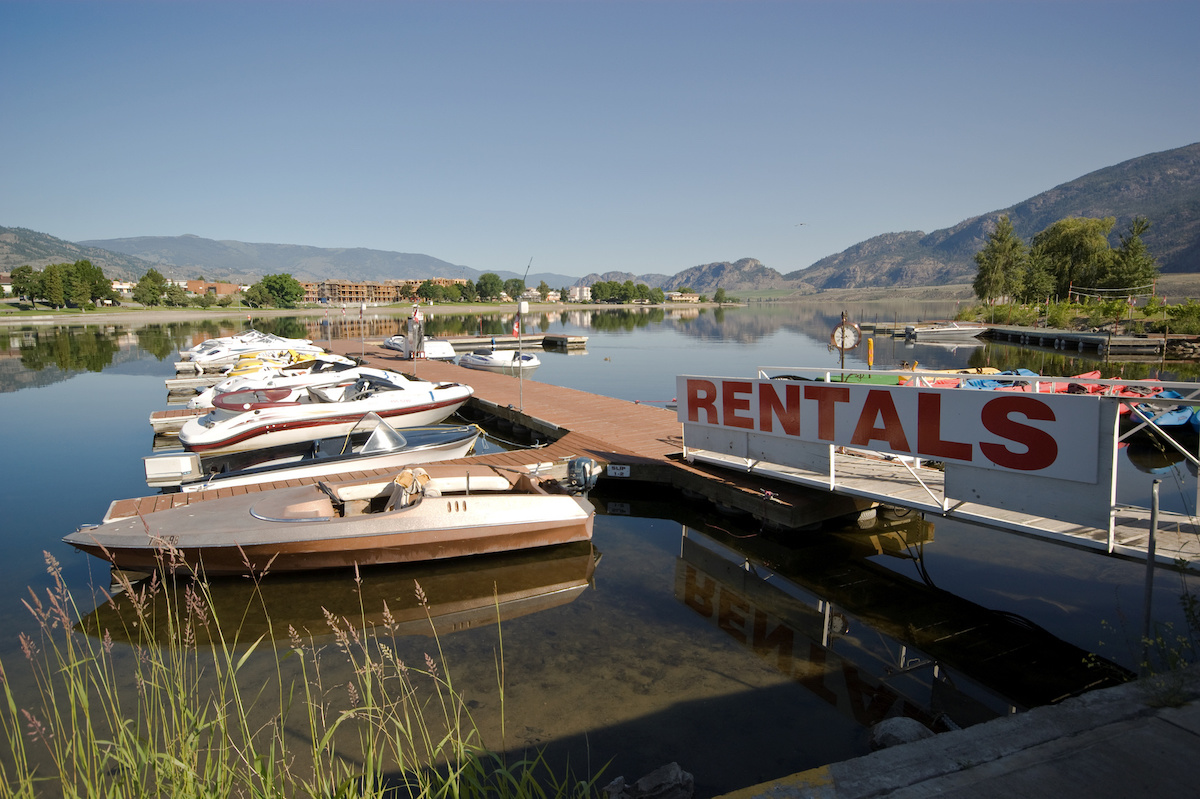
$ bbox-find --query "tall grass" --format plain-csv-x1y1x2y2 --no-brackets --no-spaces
0,549,604,798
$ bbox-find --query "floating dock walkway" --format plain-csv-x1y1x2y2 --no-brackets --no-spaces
140,338,1200,569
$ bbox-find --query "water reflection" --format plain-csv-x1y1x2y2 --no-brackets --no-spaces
676,519,1133,731
82,542,598,647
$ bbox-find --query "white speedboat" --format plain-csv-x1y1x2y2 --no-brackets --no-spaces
904,321,988,340
188,355,364,409
459,348,541,373
178,370,474,455
186,331,326,368
382,334,457,361
66,461,597,575
145,413,481,491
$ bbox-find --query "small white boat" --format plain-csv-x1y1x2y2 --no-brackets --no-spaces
145,413,481,491
459,348,541,373
66,461,598,575
382,334,457,361
904,321,988,340
382,304,457,361
178,370,473,455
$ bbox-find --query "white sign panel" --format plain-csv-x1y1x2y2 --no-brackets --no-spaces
676,376,1101,483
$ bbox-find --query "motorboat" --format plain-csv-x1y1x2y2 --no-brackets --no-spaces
185,331,326,369
65,461,599,575
904,321,988,340
459,348,541,373
178,369,474,455
180,329,281,360
188,355,365,409
382,334,456,361
145,413,481,491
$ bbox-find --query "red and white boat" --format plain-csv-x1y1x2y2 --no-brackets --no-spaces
178,369,473,455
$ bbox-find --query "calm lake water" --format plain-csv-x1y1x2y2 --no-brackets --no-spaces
2,302,1198,794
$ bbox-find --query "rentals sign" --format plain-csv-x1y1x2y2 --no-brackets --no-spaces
675,376,1101,483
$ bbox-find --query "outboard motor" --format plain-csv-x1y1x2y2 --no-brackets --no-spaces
566,457,600,496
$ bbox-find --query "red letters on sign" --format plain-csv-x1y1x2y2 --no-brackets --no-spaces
917,392,973,461
722,381,755,429
850,389,911,452
803,384,850,441
979,395,1058,471
687,379,718,424
759,382,801,436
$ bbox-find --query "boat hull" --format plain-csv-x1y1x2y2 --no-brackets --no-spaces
178,386,473,455
167,426,480,491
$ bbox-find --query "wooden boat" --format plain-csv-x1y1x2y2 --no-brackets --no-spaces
145,413,481,491
65,461,597,575
178,370,473,455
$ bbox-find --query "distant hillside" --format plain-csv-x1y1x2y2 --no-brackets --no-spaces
0,227,155,281
76,234,579,289
6,142,1198,294
788,141,1200,289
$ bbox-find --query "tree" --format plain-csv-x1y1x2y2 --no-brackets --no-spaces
536,280,551,300
163,283,190,307
972,216,1026,304
458,280,478,302
1030,216,1115,300
259,273,304,308
591,282,611,302
476,273,503,300
243,283,273,308
503,278,525,300
40,263,65,308
10,266,35,301
713,287,728,305
133,268,167,307
1108,216,1158,290
650,287,665,304
416,281,440,302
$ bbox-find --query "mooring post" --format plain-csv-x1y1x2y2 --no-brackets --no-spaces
1140,479,1160,676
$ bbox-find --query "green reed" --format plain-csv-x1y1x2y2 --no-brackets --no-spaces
0,549,604,798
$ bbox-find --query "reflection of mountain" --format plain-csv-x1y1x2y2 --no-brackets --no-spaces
677,525,1131,731
81,542,599,647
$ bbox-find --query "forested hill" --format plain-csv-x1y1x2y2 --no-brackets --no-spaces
788,142,1200,289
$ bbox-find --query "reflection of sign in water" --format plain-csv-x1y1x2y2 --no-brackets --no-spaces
675,529,1134,728
675,540,954,729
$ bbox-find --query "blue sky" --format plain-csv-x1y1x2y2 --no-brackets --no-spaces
2,1,1197,279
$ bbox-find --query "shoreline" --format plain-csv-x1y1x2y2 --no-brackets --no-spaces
0,300,733,327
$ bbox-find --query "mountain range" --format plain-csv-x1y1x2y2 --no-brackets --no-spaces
3,141,1198,295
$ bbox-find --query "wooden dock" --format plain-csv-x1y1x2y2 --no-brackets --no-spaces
134,337,1199,569
985,324,1165,356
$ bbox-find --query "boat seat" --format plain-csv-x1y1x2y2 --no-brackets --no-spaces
307,386,337,403
385,468,431,511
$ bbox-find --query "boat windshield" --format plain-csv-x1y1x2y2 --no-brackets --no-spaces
355,413,408,454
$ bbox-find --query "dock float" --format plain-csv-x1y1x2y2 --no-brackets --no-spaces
985,324,1165,356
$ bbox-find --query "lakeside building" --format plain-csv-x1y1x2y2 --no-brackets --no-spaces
568,285,591,302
